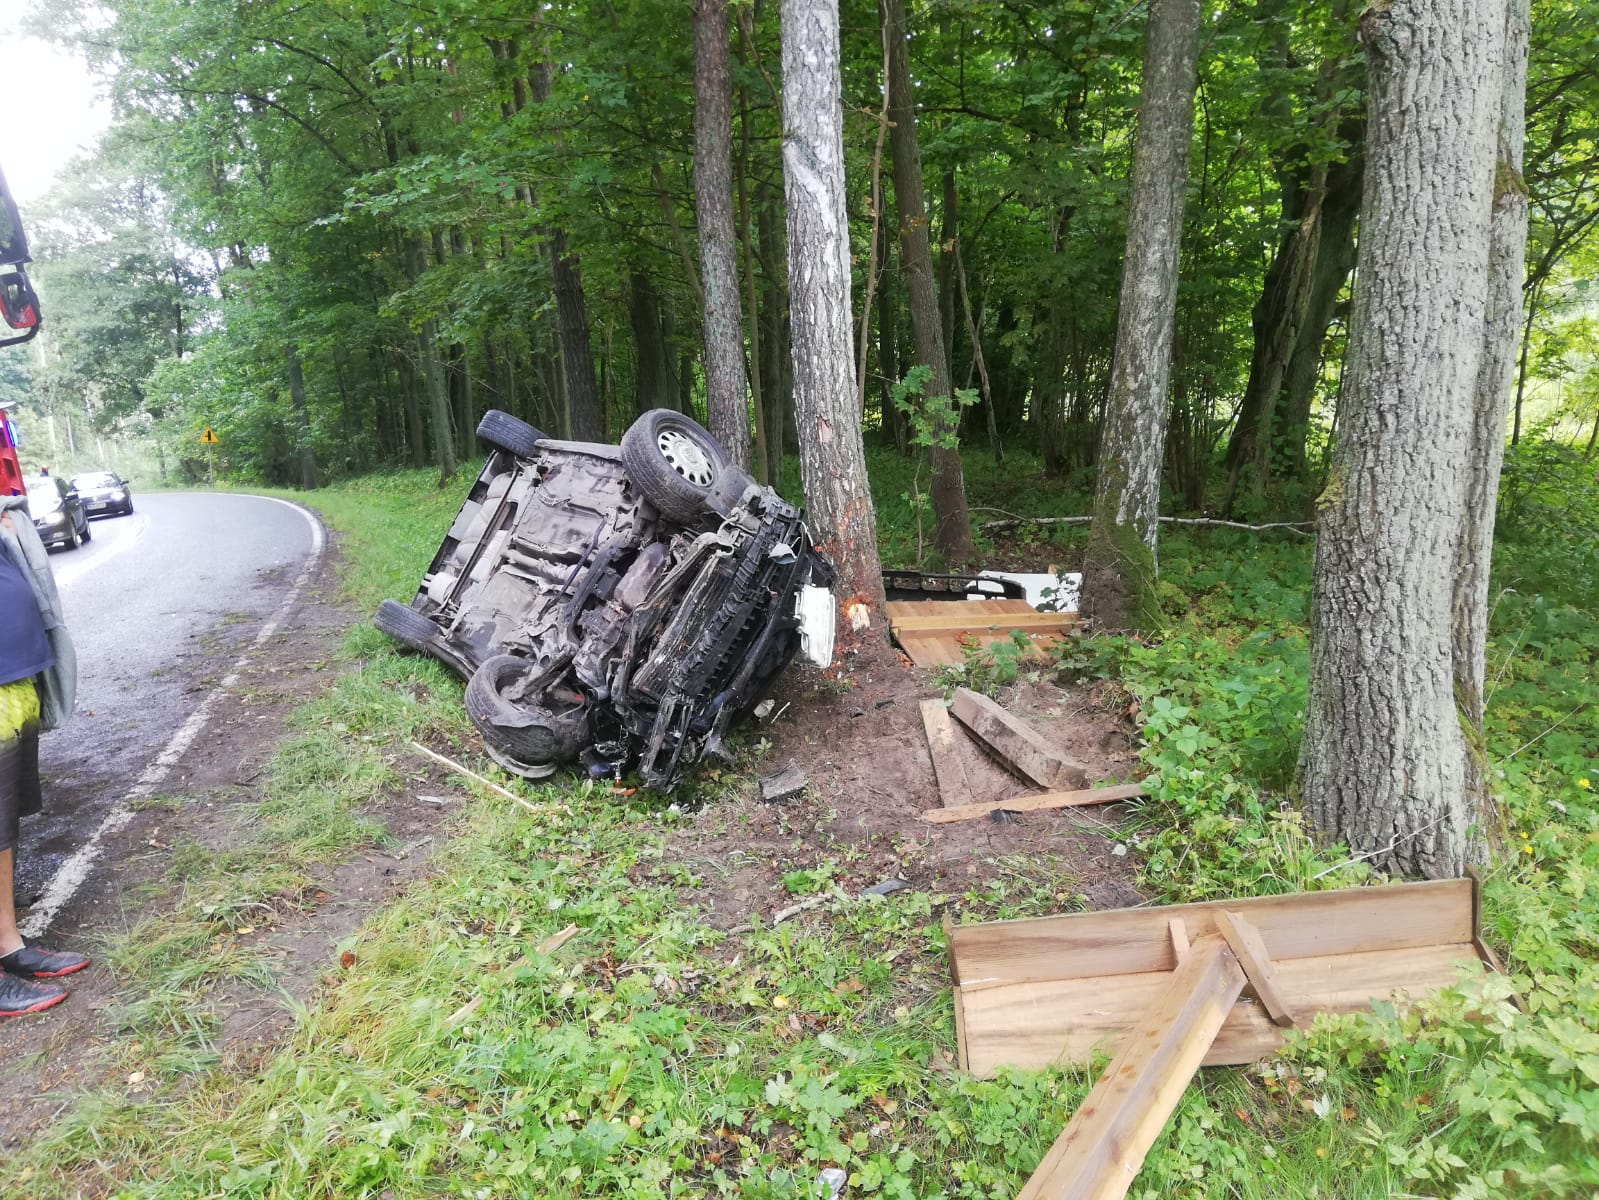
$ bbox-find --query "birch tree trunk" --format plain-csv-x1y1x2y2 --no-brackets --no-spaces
1079,0,1201,630
694,0,754,470
1300,0,1508,878
1453,0,1529,825
780,0,887,621
882,0,975,565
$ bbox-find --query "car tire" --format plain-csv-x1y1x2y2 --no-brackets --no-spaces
64,521,81,550
80,515,91,543
477,410,546,459
620,408,730,523
373,598,438,652
464,654,589,772
123,500,134,515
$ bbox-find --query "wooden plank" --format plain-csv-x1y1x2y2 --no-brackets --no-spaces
949,687,1090,791
1017,935,1246,1200
946,877,1476,988
1167,918,1189,961
1213,910,1297,1028
954,941,1490,1076
920,699,974,806
918,782,1143,824
891,611,1074,634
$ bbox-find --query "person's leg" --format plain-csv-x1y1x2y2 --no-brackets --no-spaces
0,845,19,956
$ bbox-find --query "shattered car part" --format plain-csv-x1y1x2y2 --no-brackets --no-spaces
375,408,836,789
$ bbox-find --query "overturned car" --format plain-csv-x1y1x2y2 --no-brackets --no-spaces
375,408,836,790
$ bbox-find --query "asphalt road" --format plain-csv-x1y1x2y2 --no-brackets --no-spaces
18,491,320,905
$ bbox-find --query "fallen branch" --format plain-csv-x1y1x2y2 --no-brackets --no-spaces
726,887,850,935
408,740,566,817
972,509,1314,537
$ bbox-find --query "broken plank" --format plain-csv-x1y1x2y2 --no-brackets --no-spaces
1213,910,1297,1028
949,687,1089,791
919,782,1143,824
1017,935,1247,1200
890,611,1074,635
920,699,974,807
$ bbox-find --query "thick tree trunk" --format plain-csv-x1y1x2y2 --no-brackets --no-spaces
758,184,790,471
780,0,887,621
694,0,754,469
1453,0,1528,829
1080,0,1201,631
882,0,975,565
548,231,603,441
628,271,669,412
1300,0,1507,879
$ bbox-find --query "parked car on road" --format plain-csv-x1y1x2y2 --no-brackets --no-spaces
68,469,134,517
24,474,89,550
375,408,836,789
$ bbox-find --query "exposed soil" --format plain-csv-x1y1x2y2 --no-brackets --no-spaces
664,617,1147,931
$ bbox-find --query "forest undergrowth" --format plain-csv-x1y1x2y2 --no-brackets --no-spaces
16,438,1599,1199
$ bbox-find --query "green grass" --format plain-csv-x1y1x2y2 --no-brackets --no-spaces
18,441,1599,1198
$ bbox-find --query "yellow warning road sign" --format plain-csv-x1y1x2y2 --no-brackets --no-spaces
200,427,219,444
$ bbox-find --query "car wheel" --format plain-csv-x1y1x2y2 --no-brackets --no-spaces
123,500,135,515
464,654,589,773
373,598,438,653
80,514,91,543
476,410,546,459
620,408,730,523
64,521,81,550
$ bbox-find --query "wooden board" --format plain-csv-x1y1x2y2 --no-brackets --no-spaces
947,878,1476,988
1213,910,1297,1028
958,940,1491,1075
919,782,1144,824
887,599,1077,668
950,688,1090,791
1017,936,1247,1200
920,699,973,807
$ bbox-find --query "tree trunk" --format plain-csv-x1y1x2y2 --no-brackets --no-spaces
1300,0,1507,879
882,0,974,564
694,0,754,469
548,231,603,441
628,271,669,412
758,184,790,470
284,341,320,489
1274,151,1363,485
1079,0,1201,631
780,0,887,622
1453,0,1528,833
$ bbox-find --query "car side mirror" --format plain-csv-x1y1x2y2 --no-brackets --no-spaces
0,266,40,347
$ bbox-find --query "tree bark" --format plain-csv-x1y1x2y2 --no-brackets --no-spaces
628,271,669,413
1453,0,1528,831
882,0,975,565
284,341,320,489
1300,0,1507,879
780,0,887,623
1079,0,1201,631
548,231,603,441
694,0,754,469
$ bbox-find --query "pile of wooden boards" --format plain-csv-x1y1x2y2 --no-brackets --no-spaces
887,598,1078,669
919,687,1143,823
945,876,1504,1200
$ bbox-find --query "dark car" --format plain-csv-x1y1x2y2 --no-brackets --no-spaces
24,474,90,550
68,470,134,517
375,408,836,789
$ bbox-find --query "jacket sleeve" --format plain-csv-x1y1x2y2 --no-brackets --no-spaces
0,496,76,731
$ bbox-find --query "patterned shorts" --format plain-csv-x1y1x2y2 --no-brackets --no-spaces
0,677,42,853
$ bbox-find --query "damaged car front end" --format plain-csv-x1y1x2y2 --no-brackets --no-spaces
375,408,835,790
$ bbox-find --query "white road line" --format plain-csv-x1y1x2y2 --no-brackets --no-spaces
49,512,153,591
21,497,327,938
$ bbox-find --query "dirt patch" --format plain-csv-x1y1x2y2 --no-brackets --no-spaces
665,623,1146,931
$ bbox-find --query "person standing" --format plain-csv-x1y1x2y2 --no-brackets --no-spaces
0,493,86,1015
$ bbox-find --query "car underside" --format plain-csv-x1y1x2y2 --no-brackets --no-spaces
376,409,835,790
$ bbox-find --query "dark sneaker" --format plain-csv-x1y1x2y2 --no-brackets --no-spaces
0,973,67,1017
0,944,90,979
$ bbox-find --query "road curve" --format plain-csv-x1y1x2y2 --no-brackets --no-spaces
17,491,322,919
